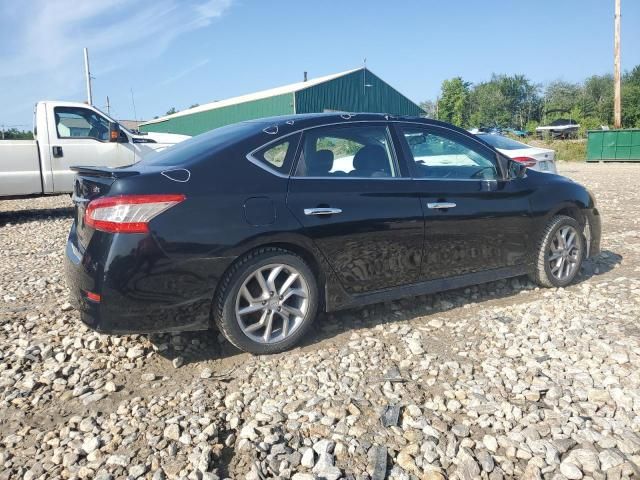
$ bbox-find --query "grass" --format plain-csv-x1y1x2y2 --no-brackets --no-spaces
524,138,587,161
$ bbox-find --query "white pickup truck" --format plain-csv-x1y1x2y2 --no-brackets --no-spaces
0,101,190,197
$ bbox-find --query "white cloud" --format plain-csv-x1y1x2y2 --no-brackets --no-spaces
0,0,232,123
0,0,231,78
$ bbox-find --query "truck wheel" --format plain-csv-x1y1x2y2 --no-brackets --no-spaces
213,248,318,354
531,215,585,288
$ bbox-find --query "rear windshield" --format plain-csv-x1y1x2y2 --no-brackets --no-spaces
140,122,260,166
478,134,528,150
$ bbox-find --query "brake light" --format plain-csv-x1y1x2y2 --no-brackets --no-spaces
84,194,185,233
511,156,537,168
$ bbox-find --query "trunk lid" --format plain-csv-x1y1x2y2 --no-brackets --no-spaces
71,167,139,247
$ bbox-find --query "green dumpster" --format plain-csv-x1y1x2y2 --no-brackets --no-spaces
587,129,640,162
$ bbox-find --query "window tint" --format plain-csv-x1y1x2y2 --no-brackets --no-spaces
295,125,397,178
54,107,110,141
252,138,293,173
262,141,289,168
401,127,498,180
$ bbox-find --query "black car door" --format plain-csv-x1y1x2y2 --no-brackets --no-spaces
394,123,534,281
286,122,424,294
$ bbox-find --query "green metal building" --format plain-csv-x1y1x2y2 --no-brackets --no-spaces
140,68,424,136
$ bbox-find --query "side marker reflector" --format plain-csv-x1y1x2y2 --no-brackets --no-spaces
86,291,101,302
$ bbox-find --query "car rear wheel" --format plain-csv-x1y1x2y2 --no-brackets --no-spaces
213,248,318,354
531,215,585,288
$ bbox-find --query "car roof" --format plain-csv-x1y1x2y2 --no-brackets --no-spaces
239,112,469,135
229,112,501,156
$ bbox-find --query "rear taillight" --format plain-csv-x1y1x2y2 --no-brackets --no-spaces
511,156,537,168
84,194,185,233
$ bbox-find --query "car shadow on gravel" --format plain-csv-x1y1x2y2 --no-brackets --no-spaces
148,329,237,365
577,249,623,281
148,250,622,366
0,206,73,226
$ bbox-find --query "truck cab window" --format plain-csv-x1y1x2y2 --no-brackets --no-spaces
54,107,110,141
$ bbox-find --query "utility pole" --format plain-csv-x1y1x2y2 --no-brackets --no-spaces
84,48,93,105
106,96,111,115
614,0,622,129
130,89,138,123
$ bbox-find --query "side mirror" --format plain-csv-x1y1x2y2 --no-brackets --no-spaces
109,122,124,143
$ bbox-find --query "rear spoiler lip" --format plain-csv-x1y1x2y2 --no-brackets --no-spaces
70,166,139,179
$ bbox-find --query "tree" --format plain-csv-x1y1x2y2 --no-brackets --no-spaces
543,81,582,121
581,74,613,125
1,128,33,140
419,100,437,119
438,77,471,127
188,103,200,109
165,107,177,115
469,80,510,128
622,66,640,128
423,64,640,133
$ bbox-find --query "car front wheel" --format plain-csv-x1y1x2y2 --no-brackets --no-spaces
213,248,319,354
531,215,585,288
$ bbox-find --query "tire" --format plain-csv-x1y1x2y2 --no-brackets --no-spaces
530,215,586,288
213,247,319,354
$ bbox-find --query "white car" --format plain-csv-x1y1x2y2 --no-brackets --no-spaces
476,133,557,174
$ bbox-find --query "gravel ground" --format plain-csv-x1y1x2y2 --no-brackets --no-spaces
1,162,639,480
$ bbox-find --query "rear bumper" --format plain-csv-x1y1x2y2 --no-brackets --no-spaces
65,225,235,334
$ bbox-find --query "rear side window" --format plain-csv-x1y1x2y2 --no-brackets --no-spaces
250,137,298,174
295,125,398,178
258,141,290,169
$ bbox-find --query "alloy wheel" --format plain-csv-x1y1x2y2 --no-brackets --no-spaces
235,263,309,344
548,225,581,281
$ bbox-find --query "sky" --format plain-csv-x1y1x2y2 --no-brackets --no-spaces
1,0,639,128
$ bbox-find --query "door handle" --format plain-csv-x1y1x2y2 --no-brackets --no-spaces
427,202,456,209
52,146,63,158
304,207,342,216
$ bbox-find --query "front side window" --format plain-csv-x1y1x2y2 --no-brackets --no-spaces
401,126,498,180
54,107,110,141
295,125,397,178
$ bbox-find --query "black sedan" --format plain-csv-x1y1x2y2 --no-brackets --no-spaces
65,113,601,354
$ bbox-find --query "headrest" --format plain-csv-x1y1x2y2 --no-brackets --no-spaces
308,149,334,176
353,145,388,172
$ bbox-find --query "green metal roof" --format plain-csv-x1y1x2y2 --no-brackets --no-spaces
140,68,424,135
